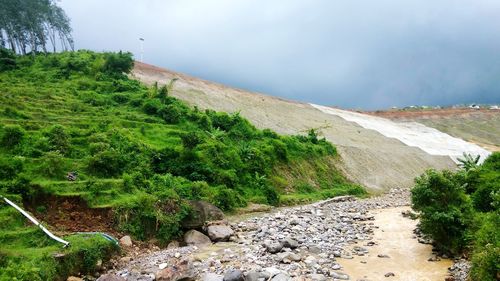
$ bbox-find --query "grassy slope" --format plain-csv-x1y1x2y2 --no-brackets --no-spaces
0,50,364,280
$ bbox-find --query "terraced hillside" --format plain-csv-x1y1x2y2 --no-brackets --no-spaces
0,51,364,280
132,62,458,192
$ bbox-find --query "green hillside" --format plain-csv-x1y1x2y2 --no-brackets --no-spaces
0,49,363,280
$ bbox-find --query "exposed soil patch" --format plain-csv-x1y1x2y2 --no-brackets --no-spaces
24,195,119,236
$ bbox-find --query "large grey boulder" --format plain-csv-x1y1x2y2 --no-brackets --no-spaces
206,224,234,242
184,229,211,247
182,200,224,229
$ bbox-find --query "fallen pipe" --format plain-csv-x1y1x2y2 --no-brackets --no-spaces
1,195,70,247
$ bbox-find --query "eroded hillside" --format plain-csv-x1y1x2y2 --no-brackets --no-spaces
132,62,458,192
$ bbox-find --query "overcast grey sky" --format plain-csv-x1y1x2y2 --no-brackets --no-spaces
60,0,500,110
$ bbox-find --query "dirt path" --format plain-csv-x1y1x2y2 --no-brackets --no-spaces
339,206,452,281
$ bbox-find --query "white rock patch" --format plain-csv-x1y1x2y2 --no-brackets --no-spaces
310,104,491,163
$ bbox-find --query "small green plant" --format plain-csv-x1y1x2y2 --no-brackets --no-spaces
458,152,480,171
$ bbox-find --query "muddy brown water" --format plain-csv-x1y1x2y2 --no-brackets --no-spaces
338,206,452,281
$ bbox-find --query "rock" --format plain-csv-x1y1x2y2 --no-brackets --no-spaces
184,230,211,247
244,270,260,281
223,269,244,281
167,240,180,249
281,238,299,249
67,277,83,281
262,267,281,279
182,200,225,229
428,256,441,262
330,272,349,280
308,245,322,254
159,262,168,269
308,274,327,281
377,254,390,258
96,274,126,281
264,241,283,253
271,273,290,281
119,256,132,263
156,259,196,281
384,272,395,277
207,224,234,242
119,235,132,247
277,252,302,263
202,273,224,281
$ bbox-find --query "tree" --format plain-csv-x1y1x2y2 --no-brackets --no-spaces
0,0,73,55
411,169,473,254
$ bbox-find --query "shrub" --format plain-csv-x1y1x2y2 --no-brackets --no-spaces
0,47,16,71
142,99,163,115
1,125,25,148
102,51,134,74
111,93,130,104
411,169,473,254
38,151,66,179
158,104,182,124
470,213,500,281
181,132,203,150
87,149,125,177
212,186,245,211
46,125,71,155
0,157,23,180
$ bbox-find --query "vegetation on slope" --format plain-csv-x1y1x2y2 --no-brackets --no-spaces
0,49,363,279
411,152,499,281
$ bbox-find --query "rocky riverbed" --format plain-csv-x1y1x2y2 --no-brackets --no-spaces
95,188,469,281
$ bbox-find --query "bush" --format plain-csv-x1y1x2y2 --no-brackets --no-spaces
411,169,473,254
102,51,134,75
212,186,245,211
38,151,66,179
0,47,16,71
46,125,71,155
1,125,25,148
142,99,163,115
158,104,182,124
470,213,500,281
0,157,23,180
87,149,125,177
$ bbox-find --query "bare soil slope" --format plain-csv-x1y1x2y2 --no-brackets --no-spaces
369,108,500,151
131,62,456,192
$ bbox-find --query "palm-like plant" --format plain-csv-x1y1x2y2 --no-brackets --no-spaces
457,152,480,171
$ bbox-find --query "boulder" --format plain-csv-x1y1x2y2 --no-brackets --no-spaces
167,240,180,249
244,270,260,281
207,224,234,242
223,269,244,281
264,241,283,253
119,235,132,247
96,274,126,281
156,259,196,281
182,200,225,229
281,238,298,249
184,229,211,247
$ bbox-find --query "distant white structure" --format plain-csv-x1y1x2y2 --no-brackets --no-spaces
310,103,491,164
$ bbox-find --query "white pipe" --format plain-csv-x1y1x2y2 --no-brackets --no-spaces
1,196,70,247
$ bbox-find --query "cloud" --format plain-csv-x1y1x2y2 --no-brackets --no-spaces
60,0,500,109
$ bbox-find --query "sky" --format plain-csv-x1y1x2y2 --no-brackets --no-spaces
60,0,500,110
